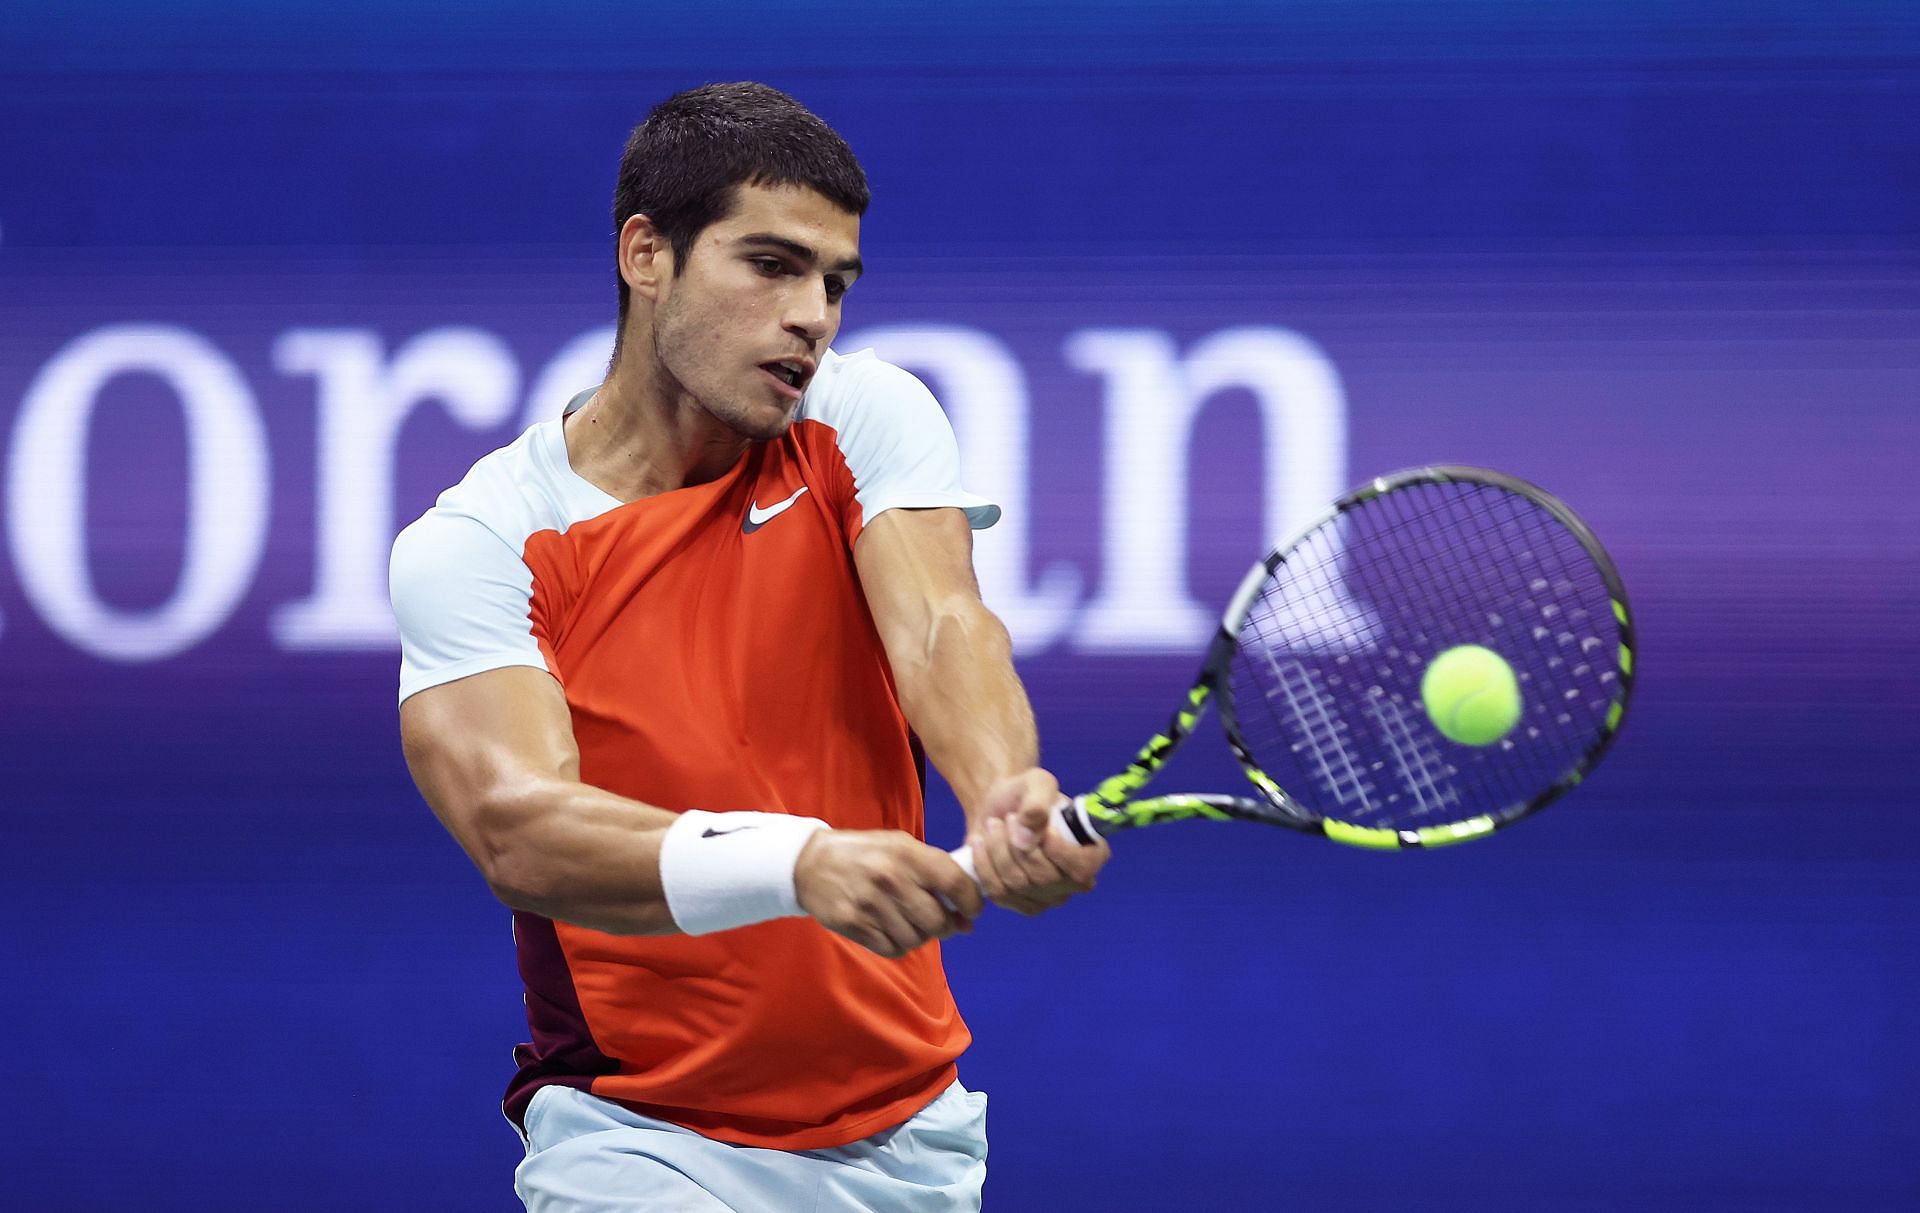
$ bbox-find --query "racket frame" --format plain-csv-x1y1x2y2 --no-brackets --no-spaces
1072,465,1637,850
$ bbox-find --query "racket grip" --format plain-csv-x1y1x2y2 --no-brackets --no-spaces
948,797,1099,889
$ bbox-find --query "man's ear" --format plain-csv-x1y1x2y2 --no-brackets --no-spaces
618,213,672,302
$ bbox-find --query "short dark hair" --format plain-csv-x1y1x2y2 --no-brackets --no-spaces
611,82,870,330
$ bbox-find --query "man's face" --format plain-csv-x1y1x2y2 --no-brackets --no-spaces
649,182,863,441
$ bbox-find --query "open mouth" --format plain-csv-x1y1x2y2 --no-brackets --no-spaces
760,360,810,393
756,360,810,397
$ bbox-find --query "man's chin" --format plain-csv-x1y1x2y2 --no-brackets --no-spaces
749,398,801,438
725,404,796,443
698,393,796,443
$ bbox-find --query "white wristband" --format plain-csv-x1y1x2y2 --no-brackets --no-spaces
658,810,830,936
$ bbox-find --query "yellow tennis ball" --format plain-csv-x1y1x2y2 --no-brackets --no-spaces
1420,645,1522,746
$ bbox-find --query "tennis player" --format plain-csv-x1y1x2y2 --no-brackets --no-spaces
389,82,1108,1212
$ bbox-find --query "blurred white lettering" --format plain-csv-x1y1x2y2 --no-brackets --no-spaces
272,328,520,649
1,321,1349,660
841,325,1081,656
1065,327,1346,651
519,327,616,432
6,325,269,661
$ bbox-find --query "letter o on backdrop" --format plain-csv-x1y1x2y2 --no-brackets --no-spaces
6,325,270,661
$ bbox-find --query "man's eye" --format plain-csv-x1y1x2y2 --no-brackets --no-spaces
751,258,785,276
825,278,848,302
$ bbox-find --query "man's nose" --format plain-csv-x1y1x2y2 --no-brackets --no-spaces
783,282,831,343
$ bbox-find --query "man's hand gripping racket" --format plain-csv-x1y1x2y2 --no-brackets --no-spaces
952,466,1635,887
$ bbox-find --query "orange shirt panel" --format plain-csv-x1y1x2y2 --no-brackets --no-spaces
517,420,969,1147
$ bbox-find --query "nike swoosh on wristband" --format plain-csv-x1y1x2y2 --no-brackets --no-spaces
742,486,809,533
701,825,761,838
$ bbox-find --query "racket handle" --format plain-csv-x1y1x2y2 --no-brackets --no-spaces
948,797,1099,889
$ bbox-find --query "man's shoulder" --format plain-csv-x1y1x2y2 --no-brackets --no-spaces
402,418,607,555
428,422,547,516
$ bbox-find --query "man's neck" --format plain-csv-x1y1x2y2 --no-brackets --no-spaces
561,357,750,503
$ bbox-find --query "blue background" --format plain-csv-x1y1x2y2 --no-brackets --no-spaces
2,3,1916,1209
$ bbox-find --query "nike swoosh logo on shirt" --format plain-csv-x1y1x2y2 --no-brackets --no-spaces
742,486,809,534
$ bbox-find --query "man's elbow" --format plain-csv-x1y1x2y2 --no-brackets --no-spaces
465,782,555,909
481,850,552,914
468,789,677,936
481,854,676,936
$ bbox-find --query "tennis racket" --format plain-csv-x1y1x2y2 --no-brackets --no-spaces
953,465,1634,870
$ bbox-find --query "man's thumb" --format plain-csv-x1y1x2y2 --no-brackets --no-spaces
1009,798,1051,851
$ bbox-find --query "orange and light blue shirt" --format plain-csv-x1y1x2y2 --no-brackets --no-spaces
389,348,999,1149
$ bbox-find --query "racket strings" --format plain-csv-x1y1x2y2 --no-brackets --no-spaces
1228,480,1624,829
1363,484,1613,804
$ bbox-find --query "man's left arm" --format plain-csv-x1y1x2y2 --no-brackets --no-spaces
855,506,1109,915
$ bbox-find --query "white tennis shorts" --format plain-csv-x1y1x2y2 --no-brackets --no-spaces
513,1080,989,1213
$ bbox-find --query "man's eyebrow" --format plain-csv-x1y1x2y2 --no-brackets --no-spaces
736,233,863,277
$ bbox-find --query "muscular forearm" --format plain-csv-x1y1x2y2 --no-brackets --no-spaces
890,599,1039,820
853,509,1104,913
402,666,837,941
459,776,682,936
892,598,1107,914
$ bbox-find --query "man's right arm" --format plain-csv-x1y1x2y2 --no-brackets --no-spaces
401,665,681,935
398,665,982,952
